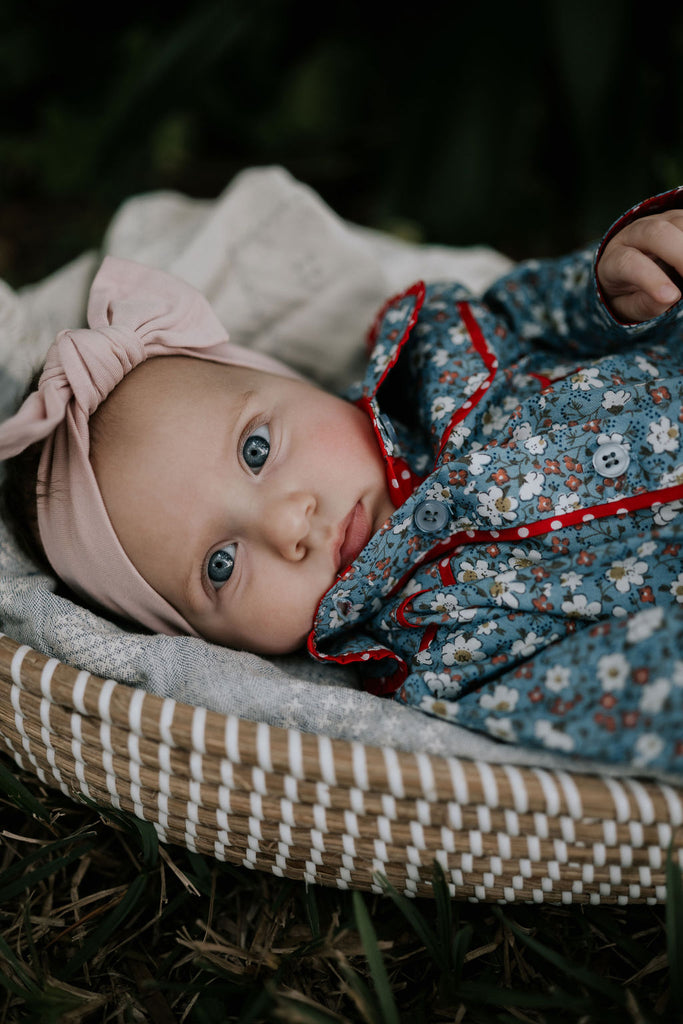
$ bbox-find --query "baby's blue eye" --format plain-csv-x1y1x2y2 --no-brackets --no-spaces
207,545,235,589
242,425,270,473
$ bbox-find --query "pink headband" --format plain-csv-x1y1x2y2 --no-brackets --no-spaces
0,256,300,636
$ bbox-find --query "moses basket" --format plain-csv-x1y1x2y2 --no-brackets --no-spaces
1,168,682,906
1,631,681,905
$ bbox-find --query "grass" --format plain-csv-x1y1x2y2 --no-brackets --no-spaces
0,753,680,1024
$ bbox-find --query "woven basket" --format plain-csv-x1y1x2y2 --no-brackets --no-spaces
1,631,681,905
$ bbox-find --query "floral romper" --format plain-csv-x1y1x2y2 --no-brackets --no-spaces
308,188,683,775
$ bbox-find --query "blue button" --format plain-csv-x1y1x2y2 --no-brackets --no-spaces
414,499,451,533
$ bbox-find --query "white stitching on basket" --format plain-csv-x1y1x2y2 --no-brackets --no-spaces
10,644,29,685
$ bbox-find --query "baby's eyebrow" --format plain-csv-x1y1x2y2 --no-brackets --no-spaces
220,387,256,459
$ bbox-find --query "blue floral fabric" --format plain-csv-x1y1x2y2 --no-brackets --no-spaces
309,188,683,774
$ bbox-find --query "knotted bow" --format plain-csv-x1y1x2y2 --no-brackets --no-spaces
0,256,298,635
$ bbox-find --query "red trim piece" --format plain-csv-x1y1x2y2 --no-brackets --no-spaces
364,667,406,696
419,624,438,652
396,589,429,628
306,629,407,695
362,482,683,609
438,557,456,585
527,371,554,388
421,483,683,563
436,301,498,460
365,281,426,370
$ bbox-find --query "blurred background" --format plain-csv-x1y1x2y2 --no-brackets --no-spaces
1,0,682,287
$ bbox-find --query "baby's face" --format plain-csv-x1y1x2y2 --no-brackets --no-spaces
92,357,395,654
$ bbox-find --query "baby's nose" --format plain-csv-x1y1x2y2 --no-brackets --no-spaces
266,491,315,560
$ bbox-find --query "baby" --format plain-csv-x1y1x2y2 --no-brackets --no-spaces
2,188,683,770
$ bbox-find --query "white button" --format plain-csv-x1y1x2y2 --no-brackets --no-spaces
592,442,630,477
414,500,451,533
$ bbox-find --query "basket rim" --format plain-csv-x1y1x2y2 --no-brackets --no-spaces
2,630,682,904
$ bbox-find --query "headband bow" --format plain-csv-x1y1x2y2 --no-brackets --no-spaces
0,256,299,635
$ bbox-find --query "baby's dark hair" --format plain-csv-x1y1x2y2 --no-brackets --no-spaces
0,368,53,575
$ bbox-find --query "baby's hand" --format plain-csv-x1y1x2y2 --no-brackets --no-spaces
597,209,683,322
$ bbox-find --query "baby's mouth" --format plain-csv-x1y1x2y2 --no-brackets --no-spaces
337,501,370,572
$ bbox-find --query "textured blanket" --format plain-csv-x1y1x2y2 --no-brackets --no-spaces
2,165,671,780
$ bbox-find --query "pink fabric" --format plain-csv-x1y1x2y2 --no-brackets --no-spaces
0,256,301,635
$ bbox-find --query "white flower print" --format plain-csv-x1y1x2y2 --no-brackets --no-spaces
523,434,548,455
419,695,460,721
626,607,664,644
448,424,472,448
544,665,571,692
510,631,543,657
385,302,412,324
457,559,496,583
597,652,629,691
553,492,581,515
648,416,680,454
561,593,601,618
415,648,433,666
601,389,631,412
562,259,589,292
506,547,542,570
653,499,683,525
659,466,683,487
433,347,450,367
424,671,461,699
481,405,509,437
597,432,629,449
447,324,469,347
637,540,657,557
426,481,451,503
534,720,574,751
570,366,603,390
463,372,488,396
430,592,462,616
605,557,647,594
329,591,363,628
489,571,526,609
510,422,533,443
442,635,485,665
477,485,519,526
670,574,683,603
476,620,500,636
560,570,583,592
392,515,413,535
370,347,391,375
468,451,492,476
519,470,545,500
640,678,671,714
431,394,456,420
480,684,519,712
633,733,664,767
485,717,518,742
635,354,661,378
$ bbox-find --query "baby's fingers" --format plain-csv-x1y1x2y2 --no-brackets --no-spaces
607,245,681,320
598,214,683,321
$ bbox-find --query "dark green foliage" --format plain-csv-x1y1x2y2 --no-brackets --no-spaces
1,2,683,285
